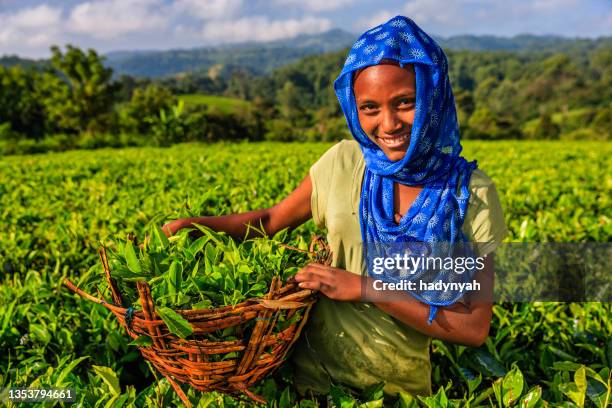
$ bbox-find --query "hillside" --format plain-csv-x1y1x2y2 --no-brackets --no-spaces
3,33,610,79
103,29,356,78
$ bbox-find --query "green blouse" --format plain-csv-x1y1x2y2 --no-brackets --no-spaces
290,140,508,397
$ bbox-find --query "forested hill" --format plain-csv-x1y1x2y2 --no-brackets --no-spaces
103,29,356,78
438,34,611,53
103,33,612,78
0,55,47,69
3,32,610,78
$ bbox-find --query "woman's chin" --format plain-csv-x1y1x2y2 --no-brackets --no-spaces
383,149,407,162
377,143,409,162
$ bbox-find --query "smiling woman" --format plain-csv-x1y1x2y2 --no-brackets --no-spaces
353,62,416,161
163,15,508,400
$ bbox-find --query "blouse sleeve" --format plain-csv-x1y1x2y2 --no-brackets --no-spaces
309,141,345,229
463,169,509,257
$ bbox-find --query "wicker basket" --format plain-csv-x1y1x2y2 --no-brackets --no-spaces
63,236,331,407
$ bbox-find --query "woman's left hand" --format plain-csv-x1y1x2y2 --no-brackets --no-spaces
294,263,362,302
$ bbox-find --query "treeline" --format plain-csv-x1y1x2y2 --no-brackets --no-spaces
1,41,611,155
216,44,612,141
0,46,269,155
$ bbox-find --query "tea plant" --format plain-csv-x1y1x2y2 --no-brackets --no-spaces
1,141,610,407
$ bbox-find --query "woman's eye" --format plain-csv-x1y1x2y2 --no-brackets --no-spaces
398,98,416,108
360,105,378,112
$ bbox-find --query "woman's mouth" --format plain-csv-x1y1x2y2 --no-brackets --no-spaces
375,133,410,148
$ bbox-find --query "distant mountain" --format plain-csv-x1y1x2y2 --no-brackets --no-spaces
104,28,356,78
435,34,610,53
0,55,46,69
2,32,610,78
103,33,611,78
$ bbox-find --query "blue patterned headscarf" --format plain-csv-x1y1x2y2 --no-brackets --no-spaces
334,16,478,323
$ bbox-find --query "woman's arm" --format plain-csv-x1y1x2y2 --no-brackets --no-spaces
162,175,313,240
295,254,494,347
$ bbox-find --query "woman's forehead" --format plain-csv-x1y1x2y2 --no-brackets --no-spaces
353,61,415,85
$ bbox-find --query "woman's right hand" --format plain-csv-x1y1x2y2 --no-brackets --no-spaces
162,219,188,237
159,174,313,241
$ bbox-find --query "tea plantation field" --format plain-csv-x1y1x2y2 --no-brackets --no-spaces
0,141,610,407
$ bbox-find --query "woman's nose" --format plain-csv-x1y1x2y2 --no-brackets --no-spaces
381,109,403,134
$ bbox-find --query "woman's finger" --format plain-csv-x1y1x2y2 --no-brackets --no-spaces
298,281,321,291
295,264,328,281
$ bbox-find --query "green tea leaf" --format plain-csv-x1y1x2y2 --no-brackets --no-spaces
397,392,419,408
558,366,587,407
191,299,212,309
330,385,356,408
166,260,182,300
360,382,385,401
501,364,524,406
152,224,170,249
472,348,507,377
519,386,541,408
128,335,153,347
418,386,448,408
55,356,89,386
157,307,193,339
358,400,383,408
124,240,142,274
279,386,293,408
92,365,121,396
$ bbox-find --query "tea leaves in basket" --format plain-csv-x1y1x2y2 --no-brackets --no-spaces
101,223,312,312
156,307,193,339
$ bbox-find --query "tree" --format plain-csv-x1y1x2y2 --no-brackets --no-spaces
0,66,46,139
37,45,119,134
122,84,176,134
276,80,308,126
533,112,560,139
467,107,519,139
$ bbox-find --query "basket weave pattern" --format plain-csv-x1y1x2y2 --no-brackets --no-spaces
64,237,331,407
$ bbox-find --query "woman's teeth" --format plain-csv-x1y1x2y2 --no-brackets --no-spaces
376,134,410,147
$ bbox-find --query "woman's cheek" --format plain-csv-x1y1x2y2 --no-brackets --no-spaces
358,113,375,139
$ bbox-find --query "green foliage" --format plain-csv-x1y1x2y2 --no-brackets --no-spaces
531,112,560,140
147,100,188,146
466,107,519,139
102,224,311,311
121,84,177,135
177,93,250,114
0,142,610,407
276,81,309,126
0,66,46,139
37,45,119,134
3,40,611,153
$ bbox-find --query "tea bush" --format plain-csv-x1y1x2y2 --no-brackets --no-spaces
0,141,610,407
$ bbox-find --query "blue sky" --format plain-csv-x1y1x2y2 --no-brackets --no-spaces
1,0,610,58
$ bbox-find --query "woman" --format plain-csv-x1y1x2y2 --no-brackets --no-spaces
163,16,507,398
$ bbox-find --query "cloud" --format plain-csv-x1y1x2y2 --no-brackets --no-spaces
67,0,168,39
356,9,397,32
172,0,244,20
273,0,354,12
0,4,63,50
0,0,608,58
397,0,609,37
402,0,470,34
200,15,332,43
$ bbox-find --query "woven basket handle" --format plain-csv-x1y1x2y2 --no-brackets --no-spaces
98,247,124,306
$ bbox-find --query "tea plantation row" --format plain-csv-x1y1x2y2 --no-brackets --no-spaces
0,141,610,407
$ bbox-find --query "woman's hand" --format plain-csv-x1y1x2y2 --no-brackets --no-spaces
294,264,362,302
162,219,188,237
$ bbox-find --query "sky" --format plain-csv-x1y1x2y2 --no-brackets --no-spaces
1,0,611,58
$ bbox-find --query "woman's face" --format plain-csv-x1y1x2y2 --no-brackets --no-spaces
353,62,416,162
